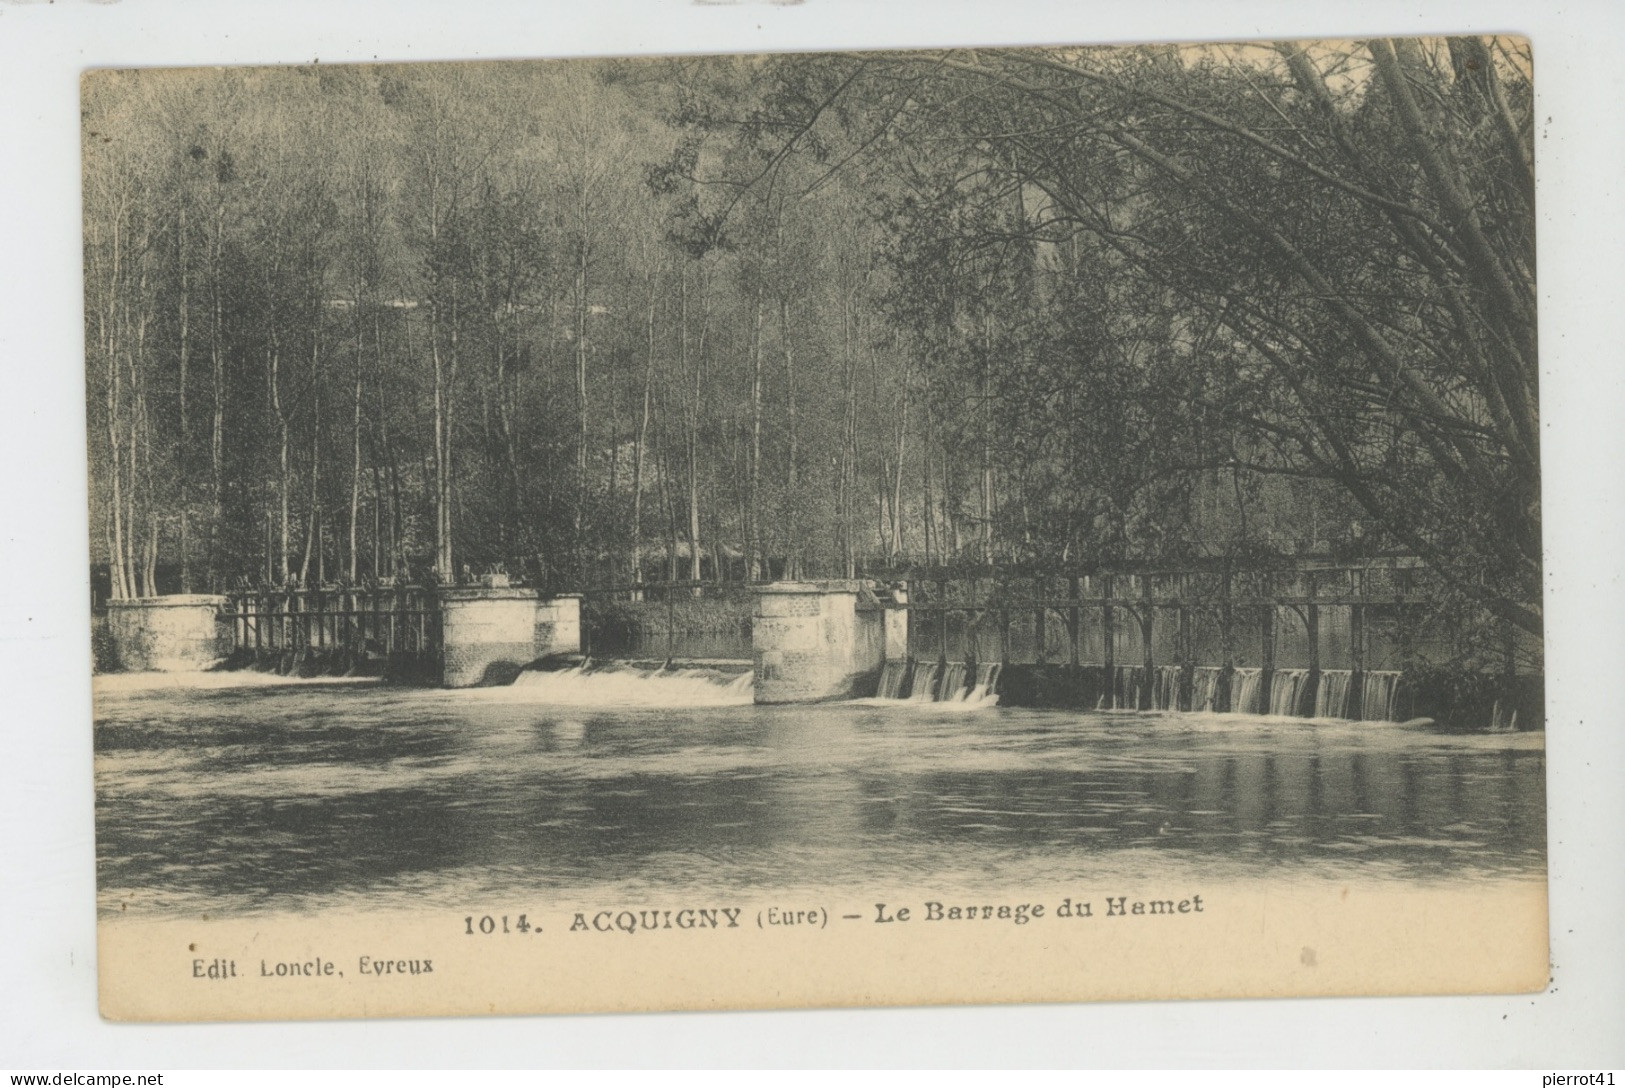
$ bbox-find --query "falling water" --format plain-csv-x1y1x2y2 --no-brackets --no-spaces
1269,668,1310,716
963,661,1002,704
1315,670,1353,718
1361,671,1402,721
504,662,754,707
907,660,942,703
937,660,970,702
879,660,996,706
1152,665,1184,711
1230,667,1263,715
1112,665,1144,709
876,659,909,700
1190,667,1222,713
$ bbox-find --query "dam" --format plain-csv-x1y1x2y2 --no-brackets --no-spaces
97,555,1541,731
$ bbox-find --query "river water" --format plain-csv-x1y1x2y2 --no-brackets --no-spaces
93,674,1546,918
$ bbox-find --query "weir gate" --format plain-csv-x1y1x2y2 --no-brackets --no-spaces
871,557,1539,725
222,583,444,680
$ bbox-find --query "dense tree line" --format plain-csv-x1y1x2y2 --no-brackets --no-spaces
84,38,1538,641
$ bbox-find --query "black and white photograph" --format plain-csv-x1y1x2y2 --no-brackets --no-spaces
81,36,1552,1022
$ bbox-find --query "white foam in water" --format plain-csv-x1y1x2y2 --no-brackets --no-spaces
956,662,1002,708
490,663,755,707
94,670,381,694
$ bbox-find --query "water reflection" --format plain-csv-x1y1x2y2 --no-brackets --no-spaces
93,682,1546,916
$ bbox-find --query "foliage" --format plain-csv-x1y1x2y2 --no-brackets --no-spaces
82,40,1539,665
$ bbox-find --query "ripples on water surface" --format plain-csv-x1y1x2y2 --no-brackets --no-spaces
93,675,1546,917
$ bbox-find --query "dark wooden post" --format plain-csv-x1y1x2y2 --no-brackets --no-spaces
1349,566,1365,720
1259,571,1276,714
999,573,1011,666
1396,566,1414,668
1102,572,1116,708
1176,571,1191,712
1140,572,1155,710
938,576,950,665
1068,575,1081,668
1306,595,1321,719
667,583,678,661
1306,603,1319,672
1219,566,1233,712
1033,575,1047,666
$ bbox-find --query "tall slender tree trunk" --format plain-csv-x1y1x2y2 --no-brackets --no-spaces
748,288,765,581
348,292,364,582
780,295,799,578
301,318,323,585
442,292,459,579
101,208,130,599
688,268,709,586
574,192,591,552
430,301,448,581
208,204,225,592
657,413,680,584
133,263,156,596
891,359,909,561
981,313,995,564
176,200,192,592
631,263,659,593
922,388,937,567
270,338,290,585
837,288,858,577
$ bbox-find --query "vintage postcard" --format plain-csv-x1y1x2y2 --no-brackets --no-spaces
85,38,1547,1022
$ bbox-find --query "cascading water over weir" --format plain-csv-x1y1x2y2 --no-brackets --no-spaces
500,661,755,707
1315,670,1353,718
937,660,969,701
1360,671,1402,722
1230,668,1264,715
1191,667,1223,712
1269,669,1311,717
907,661,941,702
1152,665,1183,711
876,659,909,700
867,659,1001,706
964,662,1002,704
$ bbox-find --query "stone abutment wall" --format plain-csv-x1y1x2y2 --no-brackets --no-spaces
104,596,230,672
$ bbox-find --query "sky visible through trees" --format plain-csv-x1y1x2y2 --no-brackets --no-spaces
82,38,1539,650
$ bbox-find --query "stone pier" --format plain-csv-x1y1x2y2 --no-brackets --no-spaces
104,595,230,672
882,583,909,664
440,585,542,687
752,581,887,703
439,585,582,687
534,593,582,657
